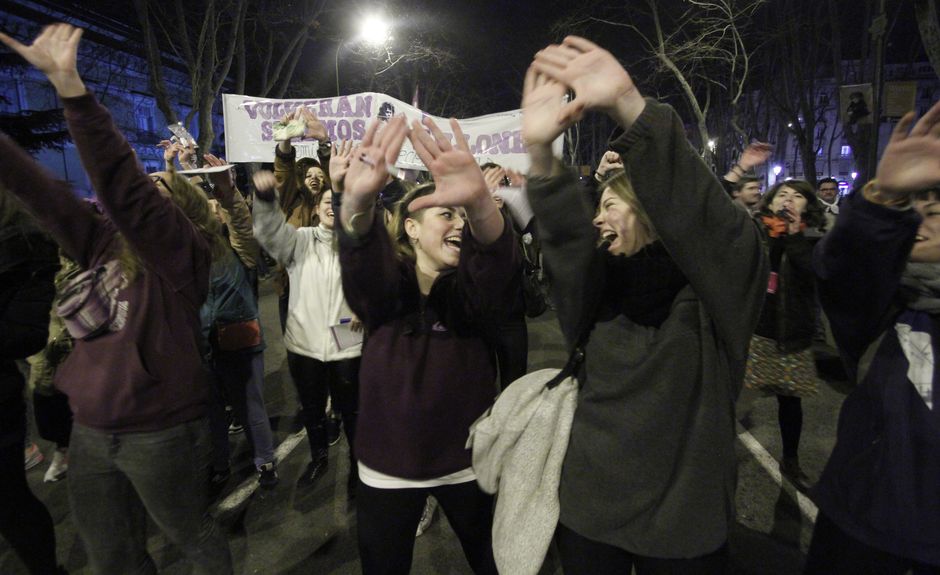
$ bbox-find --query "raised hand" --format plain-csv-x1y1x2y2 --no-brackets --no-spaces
533,36,644,128
408,117,490,212
875,100,940,201
203,153,235,199
521,65,569,147
253,170,277,202
596,150,623,179
299,108,329,141
738,142,773,172
408,117,503,244
0,23,86,97
329,140,357,194
158,140,182,168
343,115,408,214
483,166,506,192
178,141,197,168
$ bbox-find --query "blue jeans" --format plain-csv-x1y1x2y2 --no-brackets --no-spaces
208,350,275,470
68,419,232,575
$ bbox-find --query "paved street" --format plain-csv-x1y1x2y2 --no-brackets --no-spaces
1,279,849,574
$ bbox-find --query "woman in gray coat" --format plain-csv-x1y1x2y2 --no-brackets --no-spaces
522,37,768,573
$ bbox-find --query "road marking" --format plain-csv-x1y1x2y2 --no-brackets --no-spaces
215,429,308,514
736,423,818,522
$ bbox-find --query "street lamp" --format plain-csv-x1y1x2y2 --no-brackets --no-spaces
335,14,392,96
772,165,782,176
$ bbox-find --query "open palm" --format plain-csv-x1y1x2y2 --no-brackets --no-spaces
0,23,82,77
521,65,569,147
534,36,637,122
877,101,940,199
408,118,488,212
344,116,408,208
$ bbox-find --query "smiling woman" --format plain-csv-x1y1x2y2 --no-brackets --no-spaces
335,115,520,574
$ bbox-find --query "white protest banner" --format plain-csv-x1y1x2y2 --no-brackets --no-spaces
222,92,561,172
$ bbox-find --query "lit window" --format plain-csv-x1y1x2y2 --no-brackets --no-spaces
840,145,851,157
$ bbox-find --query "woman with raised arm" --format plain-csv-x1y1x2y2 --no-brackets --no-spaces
196,153,279,491
0,24,232,574
333,115,518,574
745,179,826,491
251,139,363,491
272,107,332,330
807,102,940,574
524,37,767,573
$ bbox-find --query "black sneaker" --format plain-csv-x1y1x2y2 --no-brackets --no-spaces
297,454,329,487
258,462,279,489
327,415,342,446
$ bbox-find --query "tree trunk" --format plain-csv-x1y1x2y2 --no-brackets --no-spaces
915,0,940,79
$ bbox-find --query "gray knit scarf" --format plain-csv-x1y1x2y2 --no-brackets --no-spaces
900,262,940,313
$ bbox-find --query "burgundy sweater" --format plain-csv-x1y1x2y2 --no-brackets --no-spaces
338,214,520,479
0,93,211,432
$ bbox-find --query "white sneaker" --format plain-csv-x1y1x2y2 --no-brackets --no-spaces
43,448,68,483
415,496,438,537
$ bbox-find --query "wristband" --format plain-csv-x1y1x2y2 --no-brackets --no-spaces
343,207,374,238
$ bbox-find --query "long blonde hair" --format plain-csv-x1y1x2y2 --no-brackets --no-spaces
599,169,657,243
388,183,434,263
119,170,228,282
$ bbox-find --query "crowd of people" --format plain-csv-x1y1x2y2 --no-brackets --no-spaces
0,22,938,575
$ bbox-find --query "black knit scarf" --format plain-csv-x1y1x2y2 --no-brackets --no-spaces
602,241,689,328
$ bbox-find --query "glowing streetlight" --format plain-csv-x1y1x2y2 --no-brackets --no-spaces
707,139,717,152
359,15,391,46
851,171,858,180
772,165,782,176
335,15,393,96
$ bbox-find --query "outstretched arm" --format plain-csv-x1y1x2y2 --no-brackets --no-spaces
532,36,767,353
251,170,302,267
204,154,259,269
815,100,940,360
2,24,210,297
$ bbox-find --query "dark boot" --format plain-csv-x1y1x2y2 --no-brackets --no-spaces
297,449,329,487
781,456,812,492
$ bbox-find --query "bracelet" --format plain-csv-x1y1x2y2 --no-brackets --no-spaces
343,207,374,236
731,163,745,175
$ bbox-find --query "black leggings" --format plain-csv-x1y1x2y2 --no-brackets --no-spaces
357,481,498,575
556,522,728,575
776,394,803,460
286,352,359,459
0,399,60,574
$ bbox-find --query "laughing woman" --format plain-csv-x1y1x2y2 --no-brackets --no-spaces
335,116,519,575
523,38,767,573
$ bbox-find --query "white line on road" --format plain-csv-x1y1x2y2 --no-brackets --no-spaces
214,429,308,514
736,422,818,522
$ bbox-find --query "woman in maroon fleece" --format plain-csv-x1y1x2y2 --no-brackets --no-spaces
0,24,232,574
332,115,520,574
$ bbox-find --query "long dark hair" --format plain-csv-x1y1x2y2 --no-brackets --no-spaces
758,180,826,231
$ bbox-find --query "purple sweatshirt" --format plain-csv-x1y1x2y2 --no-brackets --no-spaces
338,214,520,479
0,92,211,433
